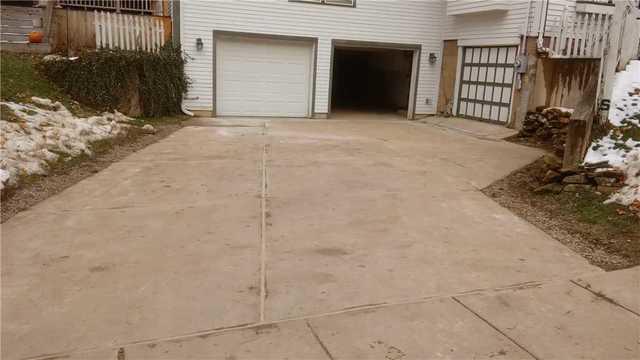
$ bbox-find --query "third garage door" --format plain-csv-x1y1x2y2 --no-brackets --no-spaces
456,46,517,123
215,36,314,117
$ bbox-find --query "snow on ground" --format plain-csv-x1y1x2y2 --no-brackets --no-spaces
584,60,640,206
0,97,131,190
608,60,640,127
606,149,640,206
543,106,574,115
585,132,640,168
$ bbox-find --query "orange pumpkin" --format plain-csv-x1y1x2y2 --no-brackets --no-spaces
28,31,43,44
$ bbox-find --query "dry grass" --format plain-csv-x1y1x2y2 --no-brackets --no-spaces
483,158,640,271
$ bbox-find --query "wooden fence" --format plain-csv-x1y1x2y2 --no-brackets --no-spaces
94,10,165,51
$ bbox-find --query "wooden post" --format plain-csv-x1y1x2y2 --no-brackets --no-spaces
562,60,599,169
563,119,588,170
599,2,627,123
162,0,169,17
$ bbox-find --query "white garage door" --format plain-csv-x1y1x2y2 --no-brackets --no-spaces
215,36,314,117
457,46,517,123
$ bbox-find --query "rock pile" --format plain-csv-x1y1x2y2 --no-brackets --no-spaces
534,154,626,195
518,107,572,156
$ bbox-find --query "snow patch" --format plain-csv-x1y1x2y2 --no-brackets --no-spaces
609,60,640,127
605,149,640,206
543,106,574,115
0,98,131,190
583,60,640,206
584,132,640,168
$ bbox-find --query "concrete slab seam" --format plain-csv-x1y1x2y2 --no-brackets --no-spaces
413,121,504,142
21,276,605,360
569,280,640,318
305,321,335,360
22,274,615,360
451,297,540,360
259,122,269,323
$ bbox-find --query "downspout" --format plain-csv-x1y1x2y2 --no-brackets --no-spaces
512,0,536,129
521,0,533,55
181,104,194,117
537,0,551,50
172,0,193,117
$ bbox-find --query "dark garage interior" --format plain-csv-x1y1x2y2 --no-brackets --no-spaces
331,47,414,114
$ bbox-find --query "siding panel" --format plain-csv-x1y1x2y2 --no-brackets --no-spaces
181,0,445,115
444,1,531,42
443,0,580,43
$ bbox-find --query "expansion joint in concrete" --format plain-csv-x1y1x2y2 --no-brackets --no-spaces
306,321,335,360
569,280,640,318
451,297,541,360
259,124,270,323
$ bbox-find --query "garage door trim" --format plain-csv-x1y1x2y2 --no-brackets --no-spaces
212,30,318,117
455,45,518,125
329,39,422,120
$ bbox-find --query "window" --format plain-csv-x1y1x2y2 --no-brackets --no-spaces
290,0,356,7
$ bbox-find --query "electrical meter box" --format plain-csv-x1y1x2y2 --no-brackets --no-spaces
515,55,528,74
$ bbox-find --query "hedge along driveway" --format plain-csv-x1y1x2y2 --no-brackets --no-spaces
38,44,189,117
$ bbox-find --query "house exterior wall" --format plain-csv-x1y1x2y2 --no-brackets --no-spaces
510,37,542,129
443,1,531,45
180,0,446,116
442,0,593,128
180,0,600,120
443,0,582,45
446,0,511,16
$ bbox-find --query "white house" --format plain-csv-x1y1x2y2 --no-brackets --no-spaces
175,0,625,125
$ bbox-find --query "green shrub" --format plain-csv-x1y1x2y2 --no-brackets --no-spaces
37,44,189,117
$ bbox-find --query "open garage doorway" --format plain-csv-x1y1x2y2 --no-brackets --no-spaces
330,41,420,119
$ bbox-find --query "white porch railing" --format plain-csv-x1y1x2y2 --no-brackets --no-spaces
94,10,165,52
576,0,640,8
540,8,613,58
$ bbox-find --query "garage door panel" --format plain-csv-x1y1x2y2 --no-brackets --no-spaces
507,47,518,63
489,48,498,62
457,46,516,123
503,68,514,84
216,36,313,117
497,48,507,63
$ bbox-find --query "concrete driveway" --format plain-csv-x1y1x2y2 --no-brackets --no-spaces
2,115,637,359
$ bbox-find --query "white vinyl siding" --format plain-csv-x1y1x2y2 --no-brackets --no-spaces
446,0,510,16
293,0,355,6
443,0,580,44
181,0,445,115
540,0,580,35
444,1,532,43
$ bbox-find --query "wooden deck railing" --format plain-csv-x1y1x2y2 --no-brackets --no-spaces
59,0,154,14
539,9,613,58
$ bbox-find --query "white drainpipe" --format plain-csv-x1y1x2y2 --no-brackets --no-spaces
521,0,533,55
181,103,194,117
